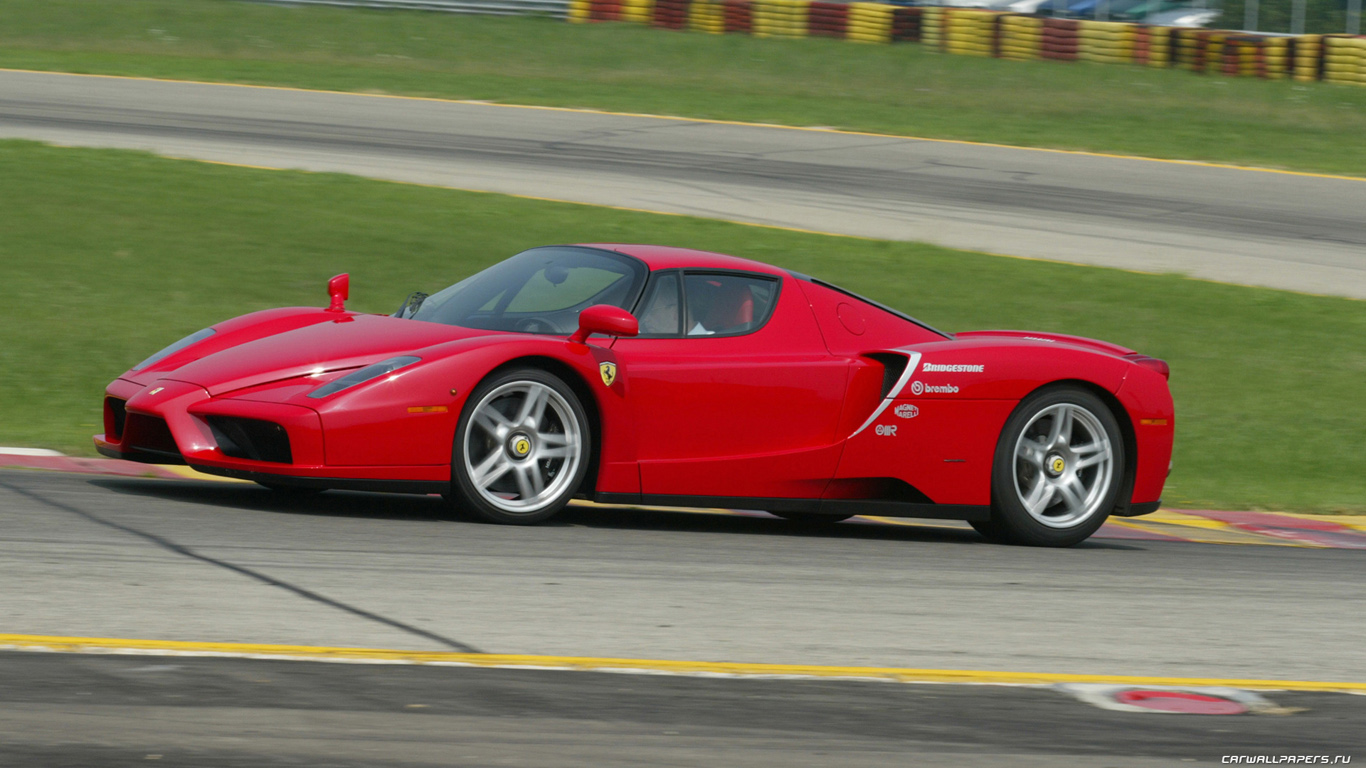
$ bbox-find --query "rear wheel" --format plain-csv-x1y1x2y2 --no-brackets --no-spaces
449,367,591,525
983,386,1125,547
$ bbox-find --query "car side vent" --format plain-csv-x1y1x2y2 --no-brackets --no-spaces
865,353,909,399
206,417,293,464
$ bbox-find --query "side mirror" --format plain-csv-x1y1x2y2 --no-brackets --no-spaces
327,273,350,312
569,305,639,345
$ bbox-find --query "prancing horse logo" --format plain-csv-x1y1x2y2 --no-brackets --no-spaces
599,362,617,387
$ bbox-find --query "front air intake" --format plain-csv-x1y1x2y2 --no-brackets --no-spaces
206,417,293,464
105,397,127,440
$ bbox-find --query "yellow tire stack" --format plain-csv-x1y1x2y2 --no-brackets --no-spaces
688,0,725,33
1264,37,1289,79
921,6,945,51
569,0,590,23
846,3,895,44
622,0,655,23
1078,20,1134,64
752,0,809,38
945,9,997,57
1146,26,1171,67
1207,32,1229,74
1324,37,1366,85
999,15,1043,61
1294,35,1322,81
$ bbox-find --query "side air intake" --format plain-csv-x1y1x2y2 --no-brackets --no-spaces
207,417,293,464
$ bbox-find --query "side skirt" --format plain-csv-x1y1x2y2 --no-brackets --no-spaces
595,493,991,522
189,464,449,496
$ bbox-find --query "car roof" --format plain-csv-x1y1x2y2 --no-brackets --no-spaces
575,244,788,276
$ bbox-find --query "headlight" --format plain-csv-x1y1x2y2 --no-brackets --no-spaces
132,328,216,371
307,356,420,399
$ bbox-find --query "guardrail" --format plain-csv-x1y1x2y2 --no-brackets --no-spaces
247,0,570,18
569,0,1366,85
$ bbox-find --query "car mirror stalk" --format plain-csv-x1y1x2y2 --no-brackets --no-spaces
327,273,350,313
569,305,639,345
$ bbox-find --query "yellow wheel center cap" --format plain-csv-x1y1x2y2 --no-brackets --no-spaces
508,434,532,456
1050,456,1066,475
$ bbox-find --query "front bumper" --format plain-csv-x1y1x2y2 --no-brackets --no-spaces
96,377,447,490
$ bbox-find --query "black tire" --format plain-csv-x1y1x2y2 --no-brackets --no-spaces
771,512,853,525
969,518,1006,542
984,386,1126,547
449,367,592,525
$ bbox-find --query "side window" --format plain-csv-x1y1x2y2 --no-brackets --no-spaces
636,272,682,336
683,273,779,337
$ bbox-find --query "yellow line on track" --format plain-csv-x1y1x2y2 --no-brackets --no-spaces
162,465,250,483
4,67,1363,183
3,634,1362,692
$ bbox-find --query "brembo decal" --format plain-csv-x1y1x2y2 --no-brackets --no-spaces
910,381,958,395
894,404,919,419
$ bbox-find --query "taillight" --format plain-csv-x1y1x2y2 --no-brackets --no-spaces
1126,354,1170,380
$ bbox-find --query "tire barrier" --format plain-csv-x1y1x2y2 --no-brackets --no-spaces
808,1,849,38
752,0,808,38
847,2,895,44
999,14,1042,62
1078,20,1133,65
722,0,752,32
891,6,921,43
568,0,1366,86
945,9,996,57
689,0,725,32
1324,36,1366,84
652,0,688,28
1041,18,1079,61
920,6,945,51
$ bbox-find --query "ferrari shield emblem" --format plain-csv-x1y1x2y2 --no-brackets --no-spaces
599,362,617,387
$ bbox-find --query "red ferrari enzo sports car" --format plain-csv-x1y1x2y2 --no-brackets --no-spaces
97,244,1173,546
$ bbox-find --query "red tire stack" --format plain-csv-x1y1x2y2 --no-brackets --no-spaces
1133,25,1150,65
723,0,752,33
891,6,921,43
1221,37,1241,75
807,2,848,38
1041,18,1079,61
1191,29,1212,72
652,0,689,29
588,0,622,21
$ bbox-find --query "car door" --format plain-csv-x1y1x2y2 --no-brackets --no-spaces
612,270,850,501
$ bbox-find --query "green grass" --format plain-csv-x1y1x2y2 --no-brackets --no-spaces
2,140,1363,513
2,0,1365,175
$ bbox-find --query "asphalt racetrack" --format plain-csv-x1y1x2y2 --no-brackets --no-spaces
3,468,1364,764
2,69,1365,298
3,470,1363,680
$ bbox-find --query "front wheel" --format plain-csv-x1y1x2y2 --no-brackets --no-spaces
449,367,591,525
984,386,1125,547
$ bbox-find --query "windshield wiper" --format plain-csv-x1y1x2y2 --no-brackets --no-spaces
396,291,428,319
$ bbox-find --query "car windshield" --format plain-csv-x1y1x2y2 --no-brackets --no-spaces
404,246,648,335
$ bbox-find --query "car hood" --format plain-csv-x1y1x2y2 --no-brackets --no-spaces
167,314,495,396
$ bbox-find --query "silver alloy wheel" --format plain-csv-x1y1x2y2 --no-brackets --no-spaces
1012,403,1115,529
462,380,583,515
